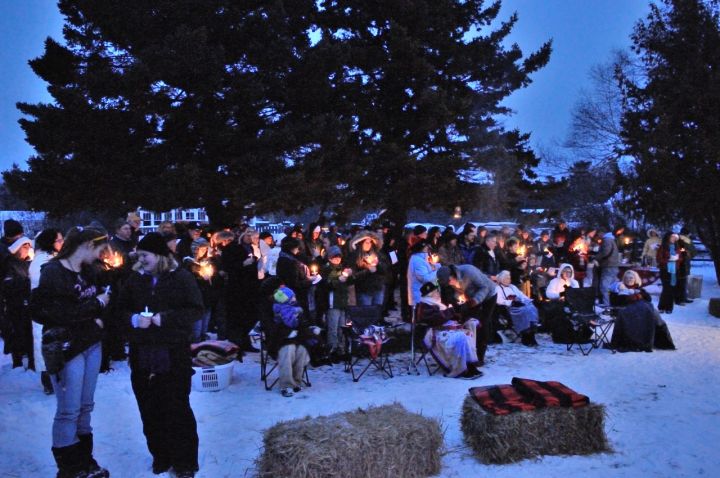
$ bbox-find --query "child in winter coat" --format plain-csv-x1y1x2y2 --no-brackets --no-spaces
320,246,353,361
272,287,314,397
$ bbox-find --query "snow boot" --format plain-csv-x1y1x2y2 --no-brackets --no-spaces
78,434,110,478
52,442,89,478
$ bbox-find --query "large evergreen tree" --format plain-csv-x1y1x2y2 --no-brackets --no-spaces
619,0,720,280
5,0,550,225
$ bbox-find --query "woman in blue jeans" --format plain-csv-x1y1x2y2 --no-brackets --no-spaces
349,231,388,306
31,226,112,478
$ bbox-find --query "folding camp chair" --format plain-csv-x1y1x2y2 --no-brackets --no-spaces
563,287,615,356
259,327,311,391
409,306,441,376
342,305,394,382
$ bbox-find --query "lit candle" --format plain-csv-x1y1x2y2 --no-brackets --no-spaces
457,294,467,305
310,264,319,276
103,250,124,269
430,253,439,264
199,261,214,280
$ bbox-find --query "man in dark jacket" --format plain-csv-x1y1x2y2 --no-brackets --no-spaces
437,264,496,370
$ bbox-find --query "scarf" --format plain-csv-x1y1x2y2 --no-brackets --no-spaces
668,244,677,286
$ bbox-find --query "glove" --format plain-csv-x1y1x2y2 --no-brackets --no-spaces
511,299,524,308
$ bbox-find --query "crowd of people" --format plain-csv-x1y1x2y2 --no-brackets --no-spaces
0,214,690,477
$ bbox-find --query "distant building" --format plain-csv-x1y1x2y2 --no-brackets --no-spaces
136,207,208,233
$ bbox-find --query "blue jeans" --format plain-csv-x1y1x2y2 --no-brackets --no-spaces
192,309,211,343
357,288,385,307
51,342,102,447
599,267,619,306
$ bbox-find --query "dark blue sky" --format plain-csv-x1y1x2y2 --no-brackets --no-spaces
0,1,650,173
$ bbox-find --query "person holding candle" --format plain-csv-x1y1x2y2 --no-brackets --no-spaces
276,237,317,321
349,231,388,306
415,282,481,379
656,232,689,314
31,226,111,478
407,241,439,308
182,237,215,343
320,246,352,362
504,238,528,287
436,264,497,367
118,232,203,477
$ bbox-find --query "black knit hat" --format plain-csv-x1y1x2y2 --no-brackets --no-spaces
3,219,23,238
137,232,171,256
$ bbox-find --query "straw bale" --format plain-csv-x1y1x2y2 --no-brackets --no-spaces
709,298,720,318
257,403,443,478
461,395,610,464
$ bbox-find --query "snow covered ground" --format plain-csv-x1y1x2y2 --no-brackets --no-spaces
2,263,720,477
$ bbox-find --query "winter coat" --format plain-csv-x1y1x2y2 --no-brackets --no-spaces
29,250,55,290
30,260,105,361
276,251,313,307
546,263,579,299
451,264,496,304
321,263,352,309
348,231,388,294
641,231,661,262
596,233,620,268
118,267,203,346
472,244,500,277
656,243,689,278
407,252,438,306
458,239,477,264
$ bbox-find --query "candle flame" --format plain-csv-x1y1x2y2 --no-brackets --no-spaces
199,261,214,280
103,249,124,268
570,238,588,254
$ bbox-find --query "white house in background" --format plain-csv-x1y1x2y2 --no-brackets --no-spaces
0,210,47,236
136,207,208,233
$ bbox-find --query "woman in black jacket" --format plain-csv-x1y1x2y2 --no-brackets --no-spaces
31,226,111,478
118,233,204,478
2,236,33,368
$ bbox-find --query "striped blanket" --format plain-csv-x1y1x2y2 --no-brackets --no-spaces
469,377,589,416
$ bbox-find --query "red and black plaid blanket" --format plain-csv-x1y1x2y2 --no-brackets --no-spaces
469,377,589,416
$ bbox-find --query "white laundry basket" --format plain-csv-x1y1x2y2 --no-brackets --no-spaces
191,362,234,392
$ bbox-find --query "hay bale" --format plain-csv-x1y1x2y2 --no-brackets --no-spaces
710,298,720,318
461,396,610,464
258,403,443,478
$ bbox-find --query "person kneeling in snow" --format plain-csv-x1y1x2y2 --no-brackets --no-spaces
271,287,318,397
415,282,481,379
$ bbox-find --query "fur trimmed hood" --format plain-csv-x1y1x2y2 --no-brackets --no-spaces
349,230,383,251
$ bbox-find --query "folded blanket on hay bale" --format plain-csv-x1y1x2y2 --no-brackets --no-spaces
257,403,443,478
461,378,610,464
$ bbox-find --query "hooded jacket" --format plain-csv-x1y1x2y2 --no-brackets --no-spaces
546,263,580,299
